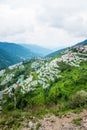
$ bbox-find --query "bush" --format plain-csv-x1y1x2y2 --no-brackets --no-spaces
6,118,15,127
3,102,14,111
70,90,87,108
72,117,82,125
48,86,62,105
12,110,22,119
0,119,6,125
36,123,41,130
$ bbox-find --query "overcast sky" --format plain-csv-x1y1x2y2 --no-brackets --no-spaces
0,0,87,49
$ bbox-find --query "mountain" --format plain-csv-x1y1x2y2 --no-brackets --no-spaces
46,48,67,57
0,42,40,70
73,39,87,47
46,39,87,57
21,44,51,57
0,48,22,70
0,42,37,60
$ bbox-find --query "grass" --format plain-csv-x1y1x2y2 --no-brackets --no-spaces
36,123,41,130
0,110,23,129
72,117,82,125
0,119,6,125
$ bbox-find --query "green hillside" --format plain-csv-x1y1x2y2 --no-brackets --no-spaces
0,45,87,129
0,42,41,70
0,49,22,70
0,42,39,61
46,39,87,58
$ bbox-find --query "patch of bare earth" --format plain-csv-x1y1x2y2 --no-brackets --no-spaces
22,109,87,130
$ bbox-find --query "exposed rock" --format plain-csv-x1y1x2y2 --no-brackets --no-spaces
28,121,34,128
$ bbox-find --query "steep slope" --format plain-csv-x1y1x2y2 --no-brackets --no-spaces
0,42,38,60
74,39,87,47
21,44,51,56
0,48,22,70
46,48,66,57
46,39,87,57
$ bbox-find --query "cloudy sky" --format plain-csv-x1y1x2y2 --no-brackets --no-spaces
0,0,87,49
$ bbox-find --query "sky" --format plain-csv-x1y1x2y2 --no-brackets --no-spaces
0,0,87,49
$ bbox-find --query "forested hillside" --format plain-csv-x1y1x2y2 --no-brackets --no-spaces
0,44,87,129
0,48,22,70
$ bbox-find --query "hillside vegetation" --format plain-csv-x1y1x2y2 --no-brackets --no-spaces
0,44,87,129
0,48,22,70
0,42,42,70
0,42,37,60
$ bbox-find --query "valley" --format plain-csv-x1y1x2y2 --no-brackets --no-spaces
0,42,51,70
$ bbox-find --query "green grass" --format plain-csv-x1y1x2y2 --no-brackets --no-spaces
72,117,82,125
36,123,41,130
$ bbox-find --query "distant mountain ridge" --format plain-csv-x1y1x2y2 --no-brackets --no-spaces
73,39,87,47
21,44,51,56
0,42,39,70
0,40,87,70
0,42,37,60
46,39,87,57
0,48,22,70
46,48,67,57
0,42,51,70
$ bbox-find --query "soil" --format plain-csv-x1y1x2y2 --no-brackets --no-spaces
23,109,87,130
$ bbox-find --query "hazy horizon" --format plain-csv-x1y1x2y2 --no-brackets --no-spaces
0,0,87,49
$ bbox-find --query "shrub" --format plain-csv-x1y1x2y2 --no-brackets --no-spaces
36,123,41,130
72,117,82,125
12,110,22,119
4,102,14,111
70,90,87,108
0,119,6,125
6,118,15,127
48,86,62,104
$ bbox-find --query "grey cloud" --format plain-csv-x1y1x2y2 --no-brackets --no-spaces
0,26,34,39
0,0,87,48
50,15,87,35
37,0,87,38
